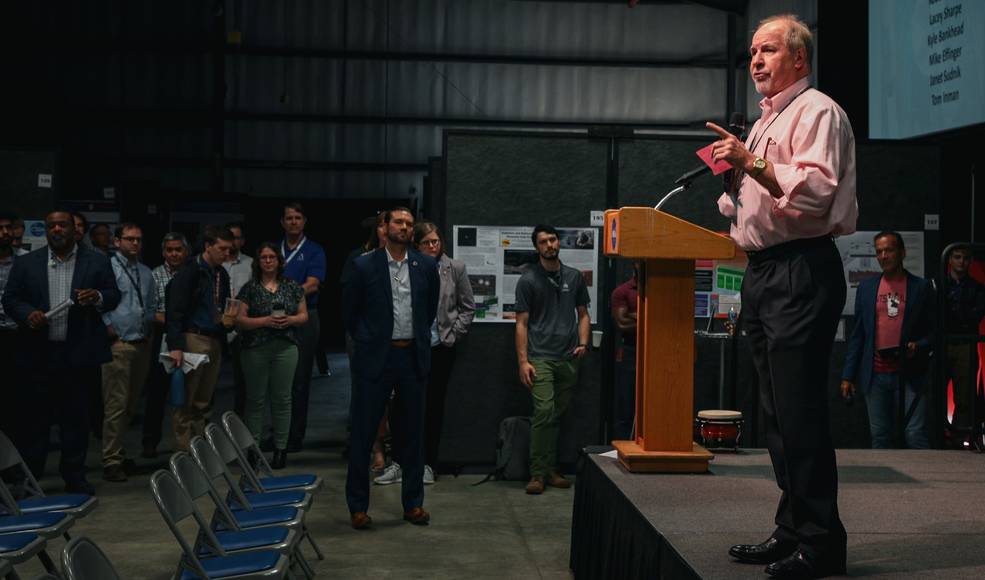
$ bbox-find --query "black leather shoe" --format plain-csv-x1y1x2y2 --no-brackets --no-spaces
271,449,287,470
729,537,797,564
765,550,846,578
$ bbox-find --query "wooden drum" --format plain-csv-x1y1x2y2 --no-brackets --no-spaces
694,409,743,451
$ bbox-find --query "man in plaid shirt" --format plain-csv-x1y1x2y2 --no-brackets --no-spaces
141,232,190,458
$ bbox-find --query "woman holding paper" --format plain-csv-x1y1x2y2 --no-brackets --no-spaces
235,242,307,469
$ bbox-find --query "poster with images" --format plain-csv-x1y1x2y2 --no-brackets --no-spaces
452,225,600,323
835,231,924,316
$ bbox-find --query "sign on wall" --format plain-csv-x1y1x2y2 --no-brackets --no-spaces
452,225,600,323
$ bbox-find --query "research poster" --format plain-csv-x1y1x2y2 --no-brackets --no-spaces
452,225,599,323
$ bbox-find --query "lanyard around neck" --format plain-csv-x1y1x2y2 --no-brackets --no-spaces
282,237,306,265
116,255,144,308
747,85,812,155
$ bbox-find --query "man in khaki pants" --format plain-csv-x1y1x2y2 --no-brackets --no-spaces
101,223,157,482
165,225,234,451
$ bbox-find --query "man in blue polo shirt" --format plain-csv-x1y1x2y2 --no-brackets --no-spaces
280,202,327,452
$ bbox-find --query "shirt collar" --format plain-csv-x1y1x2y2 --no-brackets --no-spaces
385,246,408,265
198,254,215,272
283,236,305,252
48,245,77,264
758,76,810,118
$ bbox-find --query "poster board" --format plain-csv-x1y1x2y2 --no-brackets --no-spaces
835,231,925,315
453,225,599,323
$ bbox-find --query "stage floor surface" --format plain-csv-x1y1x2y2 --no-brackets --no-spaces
583,449,985,578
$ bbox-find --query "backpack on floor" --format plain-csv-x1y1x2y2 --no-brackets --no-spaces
474,416,530,485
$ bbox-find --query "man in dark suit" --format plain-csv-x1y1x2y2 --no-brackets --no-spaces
1,209,121,494
841,231,935,448
342,207,439,530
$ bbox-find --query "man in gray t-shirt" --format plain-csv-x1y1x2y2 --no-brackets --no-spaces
514,225,590,495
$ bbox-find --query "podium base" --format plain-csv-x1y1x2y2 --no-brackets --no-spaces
612,440,713,473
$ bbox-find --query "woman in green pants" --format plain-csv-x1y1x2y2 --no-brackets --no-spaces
235,242,308,469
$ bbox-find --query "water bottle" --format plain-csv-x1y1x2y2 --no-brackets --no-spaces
170,368,186,407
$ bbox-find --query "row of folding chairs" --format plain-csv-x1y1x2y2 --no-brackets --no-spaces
1,431,99,579
7,533,146,580
149,412,325,579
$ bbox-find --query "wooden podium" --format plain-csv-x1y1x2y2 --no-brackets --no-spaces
604,207,736,473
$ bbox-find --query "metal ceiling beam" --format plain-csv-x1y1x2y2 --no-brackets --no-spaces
227,46,729,69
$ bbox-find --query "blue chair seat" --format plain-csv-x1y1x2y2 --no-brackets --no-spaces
198,528,290,556
0,531,46,564
228,490,308,512
244,474,319,492
213,507,299,532
179,550,281,579
0,512,69,534
17,494,96,515
0,532,39,552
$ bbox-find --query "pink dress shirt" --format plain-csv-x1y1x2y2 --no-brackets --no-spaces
717,77,858,251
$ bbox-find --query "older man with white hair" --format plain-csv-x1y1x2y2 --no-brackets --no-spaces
706,14,857,578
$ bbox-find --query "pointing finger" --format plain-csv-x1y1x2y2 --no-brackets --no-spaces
705,121,732,139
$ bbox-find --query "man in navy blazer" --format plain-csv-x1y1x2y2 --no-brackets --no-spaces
2,209,121,494
841,231,935,449
342,207,439,529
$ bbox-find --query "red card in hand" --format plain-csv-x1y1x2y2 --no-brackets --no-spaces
696,143,733,176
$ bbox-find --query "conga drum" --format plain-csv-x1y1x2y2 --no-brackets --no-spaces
694,409,743,451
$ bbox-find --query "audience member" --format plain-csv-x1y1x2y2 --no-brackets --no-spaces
413,221,475,484
841,232,935,448
71,212,88,246
71,212,102,435
342,212,388,472
235,242,307,469
279,202,326,452
0,212,18,432
610,265,638,440
942,245,985,441
342,207,439,529
143,232,191,458
223,221,254,417
165,225,233,451
1,209,120,495
89,223,113,256
101,223,156,482
11,217,28,256
514,224,590,495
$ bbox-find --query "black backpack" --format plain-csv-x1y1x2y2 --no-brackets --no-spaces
475,416,530,485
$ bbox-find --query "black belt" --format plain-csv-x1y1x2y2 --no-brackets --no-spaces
746,235,833,264
115,338,148,345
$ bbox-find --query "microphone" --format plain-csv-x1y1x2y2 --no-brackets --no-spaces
673,112,746,186
722,112,746,193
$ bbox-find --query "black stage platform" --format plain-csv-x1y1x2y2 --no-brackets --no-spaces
571,449,985,579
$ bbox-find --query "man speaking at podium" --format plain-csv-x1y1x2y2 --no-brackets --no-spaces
706,14,857,578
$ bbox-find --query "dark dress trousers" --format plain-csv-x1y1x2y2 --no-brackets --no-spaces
1,245,120,485
341,248,438,514
740,236,847,562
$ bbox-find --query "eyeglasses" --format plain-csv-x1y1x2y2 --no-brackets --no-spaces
419,239,441,247
120,236,142,243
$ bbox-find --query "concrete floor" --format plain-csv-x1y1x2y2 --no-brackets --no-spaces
17,354,575,579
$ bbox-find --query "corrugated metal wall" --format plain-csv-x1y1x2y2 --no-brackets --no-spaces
47,0,816,201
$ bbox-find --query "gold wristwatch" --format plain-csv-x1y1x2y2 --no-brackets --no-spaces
748,157,767,177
